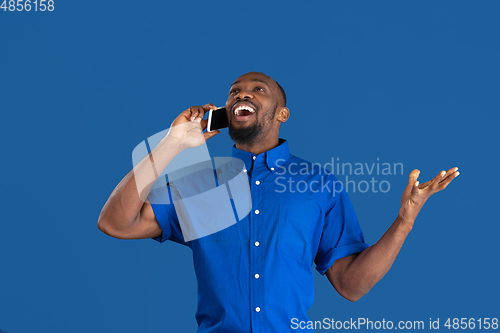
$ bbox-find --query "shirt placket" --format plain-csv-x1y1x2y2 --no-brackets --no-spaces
249,154,266,332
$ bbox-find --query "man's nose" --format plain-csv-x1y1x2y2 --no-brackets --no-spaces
235,88,253,100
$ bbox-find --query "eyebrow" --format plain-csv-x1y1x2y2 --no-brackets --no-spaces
230,79,271,89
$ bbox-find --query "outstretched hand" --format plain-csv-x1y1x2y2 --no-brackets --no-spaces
399,167,459,227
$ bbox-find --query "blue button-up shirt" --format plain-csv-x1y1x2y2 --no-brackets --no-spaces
148,139,369,332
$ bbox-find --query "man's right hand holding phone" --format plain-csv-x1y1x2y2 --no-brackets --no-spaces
168,103,221,151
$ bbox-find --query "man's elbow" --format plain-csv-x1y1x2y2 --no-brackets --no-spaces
97,217,111,236
341,292,364,302
336,283,369,302
97,217,122,238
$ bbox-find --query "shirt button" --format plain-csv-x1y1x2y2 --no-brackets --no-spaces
253,156,256,160
270,167,275,171
254,241,260,247
254,209,260,215
255,273,260,279
255,180,260,185
255,307,261,312
243,169,247,173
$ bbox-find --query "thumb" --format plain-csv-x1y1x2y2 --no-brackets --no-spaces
203,130,220,141
408,169,420,195
408,169,420,185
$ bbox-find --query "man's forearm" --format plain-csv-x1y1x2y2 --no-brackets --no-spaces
334,215,413,301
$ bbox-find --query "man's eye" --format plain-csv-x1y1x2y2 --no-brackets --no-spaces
230,89,239,94
255,87,265,92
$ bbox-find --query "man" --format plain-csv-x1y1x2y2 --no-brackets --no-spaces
98,72,459,332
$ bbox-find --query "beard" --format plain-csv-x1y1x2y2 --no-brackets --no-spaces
228,102,278,145
228,121,263,144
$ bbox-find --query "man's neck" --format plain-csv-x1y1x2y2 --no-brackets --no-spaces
235,136,280,155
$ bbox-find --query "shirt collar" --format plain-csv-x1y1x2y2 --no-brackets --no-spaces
231,138,290,174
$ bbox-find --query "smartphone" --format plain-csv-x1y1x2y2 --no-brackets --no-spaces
207,107,229,132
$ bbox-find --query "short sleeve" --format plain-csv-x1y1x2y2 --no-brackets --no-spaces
314,180,369,275
147,186,187,246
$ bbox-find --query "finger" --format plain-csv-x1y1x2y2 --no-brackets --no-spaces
202,103,218,113
188,106,198,121
197,105,206,120
404,169,420,196
203,129,220,140
438,167,459,185
420,167,456,191
190,105,203,121
417,179,433,190
436,168,459,191
430,167,458,192
196,104,216,121
429,170,447,192
411,179,420,196
407,169,420,187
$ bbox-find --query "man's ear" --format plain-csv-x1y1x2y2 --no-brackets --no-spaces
277,107,289,123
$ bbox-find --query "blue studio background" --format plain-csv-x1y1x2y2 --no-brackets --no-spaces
1,1,499,332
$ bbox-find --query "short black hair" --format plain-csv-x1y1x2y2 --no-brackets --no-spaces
233,71,287,107
275,80,287,107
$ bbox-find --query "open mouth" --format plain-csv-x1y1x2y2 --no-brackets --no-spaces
232,103,256,121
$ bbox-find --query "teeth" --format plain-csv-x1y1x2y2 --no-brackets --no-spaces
234,105,256,116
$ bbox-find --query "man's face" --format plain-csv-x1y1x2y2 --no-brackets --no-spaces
225,72,281,144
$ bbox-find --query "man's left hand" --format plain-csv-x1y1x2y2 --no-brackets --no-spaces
399,167,459,228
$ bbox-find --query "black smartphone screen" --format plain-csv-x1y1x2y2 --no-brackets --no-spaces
207,107,229,132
